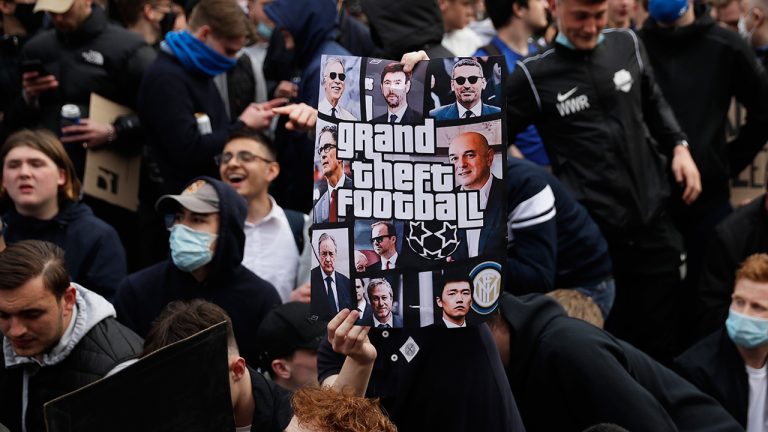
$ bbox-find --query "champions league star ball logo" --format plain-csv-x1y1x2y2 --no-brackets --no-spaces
405,221,460,260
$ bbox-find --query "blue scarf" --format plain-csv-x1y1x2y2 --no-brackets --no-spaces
163,30,237,77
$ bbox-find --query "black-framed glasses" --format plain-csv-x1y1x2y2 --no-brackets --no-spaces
452,76,482,85
371,235,392,243
327,72,346,81
214,151,273,166
317,144,337,156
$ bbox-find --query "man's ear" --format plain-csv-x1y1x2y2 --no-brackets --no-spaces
142,3,155,20
266,161,280,183
436,297,443,309
512,2,525,19
193,24,211,41
229,356,246,382
61,285,77,314
270,358,291,380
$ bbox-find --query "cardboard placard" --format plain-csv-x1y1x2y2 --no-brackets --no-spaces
83,93,141,211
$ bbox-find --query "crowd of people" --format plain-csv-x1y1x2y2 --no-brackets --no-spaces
1,0,768,430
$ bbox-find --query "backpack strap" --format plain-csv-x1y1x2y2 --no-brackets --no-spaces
480,41,503,58
284,209,306,253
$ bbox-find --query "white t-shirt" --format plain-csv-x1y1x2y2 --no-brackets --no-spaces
746,363,768,432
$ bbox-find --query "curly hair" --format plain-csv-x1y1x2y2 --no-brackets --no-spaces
291,387,397,432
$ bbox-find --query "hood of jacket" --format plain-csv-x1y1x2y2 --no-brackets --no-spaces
641,2,715,44
3,283,115,368
4,200,93,237
264,0,337,66
183,176,247,285
498,292,566,378
361,0,446,60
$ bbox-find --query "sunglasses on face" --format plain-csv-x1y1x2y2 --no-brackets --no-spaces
371,235,392,243
452,76,482,85
327,72,346,82
214,150,273,166
317,144,337,156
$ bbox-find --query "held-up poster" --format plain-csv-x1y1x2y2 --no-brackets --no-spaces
310,55,508,329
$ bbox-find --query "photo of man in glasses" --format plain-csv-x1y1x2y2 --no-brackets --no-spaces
366,221,399,271
317,57,357,120
312,125,352,224
430,58,501,121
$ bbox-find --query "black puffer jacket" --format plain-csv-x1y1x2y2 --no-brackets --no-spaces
0,285,143,432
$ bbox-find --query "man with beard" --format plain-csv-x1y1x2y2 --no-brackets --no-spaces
372,62,422,124
430,58,501,120
368,278,402,328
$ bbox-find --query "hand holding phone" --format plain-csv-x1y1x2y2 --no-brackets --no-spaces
20,60,59,103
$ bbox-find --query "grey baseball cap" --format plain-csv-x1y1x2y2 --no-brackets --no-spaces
155,179,219,214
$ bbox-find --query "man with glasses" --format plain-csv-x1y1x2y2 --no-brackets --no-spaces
430,58,501,120
318,57,357,120
310,233,353,320
218,129,311,303
313,125,352,223
366,221,399,271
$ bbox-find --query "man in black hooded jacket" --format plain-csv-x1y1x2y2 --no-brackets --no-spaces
490,292,742,431
113,177,281,366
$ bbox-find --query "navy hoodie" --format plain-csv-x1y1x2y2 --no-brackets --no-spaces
3,200,126,301
114,177,281,365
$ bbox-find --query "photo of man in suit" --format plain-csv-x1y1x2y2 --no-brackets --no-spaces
372,62,422,124
430,58,501,120
368,278,402,328
310,233,353,320
366,221,398,271
434,274,473,328
313,125,352,223
318,57,357,120
355,278,374,326
449,132,506,259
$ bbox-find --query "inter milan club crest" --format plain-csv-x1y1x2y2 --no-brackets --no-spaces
405,220,460,260
471,261,502,314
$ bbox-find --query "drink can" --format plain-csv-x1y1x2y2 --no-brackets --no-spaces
60,104,81,128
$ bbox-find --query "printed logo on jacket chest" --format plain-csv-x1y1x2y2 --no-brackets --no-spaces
555,86,590,117
81,50,104,66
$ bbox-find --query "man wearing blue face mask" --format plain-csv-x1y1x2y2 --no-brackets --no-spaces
137,0,284,197
676,253,768,430
113,177,282,366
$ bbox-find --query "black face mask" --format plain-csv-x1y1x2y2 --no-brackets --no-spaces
263,28,297,83
158,11,177,40
14,3,43,36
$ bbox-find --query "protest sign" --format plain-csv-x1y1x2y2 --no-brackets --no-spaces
310,55,507,328
44,323,233,432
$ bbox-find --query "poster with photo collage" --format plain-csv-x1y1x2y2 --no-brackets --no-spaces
310,55,508,330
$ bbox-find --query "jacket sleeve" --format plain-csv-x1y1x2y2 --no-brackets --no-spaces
637,36,687,153
507,181,557,294
728,40,768,174
505,62,540,138
696,228,737,338
81,226,127,303
137,65,234,174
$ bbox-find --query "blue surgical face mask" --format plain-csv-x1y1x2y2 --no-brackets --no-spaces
726,309,768,349
169,224,217,272
256,22,273,40
649,0,689,24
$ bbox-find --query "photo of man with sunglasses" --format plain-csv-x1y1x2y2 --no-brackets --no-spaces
313,124,353,224
430,58,501,121
318,57,357,120
365,221,399,272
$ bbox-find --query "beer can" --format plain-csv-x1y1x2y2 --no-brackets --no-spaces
60,104,81,128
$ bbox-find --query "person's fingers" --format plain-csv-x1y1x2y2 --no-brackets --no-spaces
327,308,350,340
263,97,290,109
400,50,429,73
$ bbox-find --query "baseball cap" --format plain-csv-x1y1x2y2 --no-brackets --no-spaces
256,302,327,367
156,179,220,214
34,0,75,13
